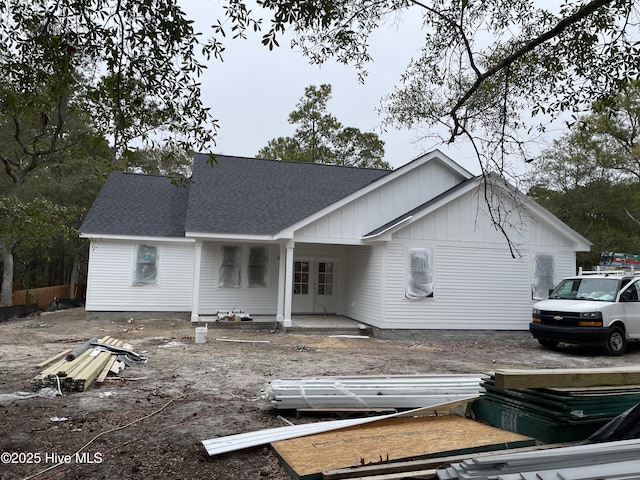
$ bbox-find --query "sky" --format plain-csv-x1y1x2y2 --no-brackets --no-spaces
180,1,484,174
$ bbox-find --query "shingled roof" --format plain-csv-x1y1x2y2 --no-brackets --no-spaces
80,171,189,237
81,154,391,238
185,154,389,235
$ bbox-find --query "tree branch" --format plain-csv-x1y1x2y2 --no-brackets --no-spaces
444,0,617,125
410,0,481,77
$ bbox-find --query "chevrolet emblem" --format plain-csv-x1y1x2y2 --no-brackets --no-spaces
554,315,563,321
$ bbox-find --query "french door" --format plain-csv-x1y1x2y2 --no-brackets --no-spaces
292,258,336,314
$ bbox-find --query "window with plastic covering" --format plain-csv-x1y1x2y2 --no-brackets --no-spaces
219,246,241,288
532,253,555,300
405,248,434,299
133,245,158,284
248,246,268,288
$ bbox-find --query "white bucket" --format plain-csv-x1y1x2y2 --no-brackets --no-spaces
195,326,207,344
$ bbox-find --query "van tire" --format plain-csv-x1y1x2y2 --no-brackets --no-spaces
537,338,559,349
605,326,627,356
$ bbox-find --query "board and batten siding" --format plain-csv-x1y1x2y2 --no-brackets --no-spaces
85,239,194,311
295,159,465,243
340,245,384,325
197,242,280,315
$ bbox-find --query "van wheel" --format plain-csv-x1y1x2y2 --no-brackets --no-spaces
605,326,627,356
537,338,559,349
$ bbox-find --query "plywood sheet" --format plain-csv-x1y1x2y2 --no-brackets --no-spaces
271,415,533,479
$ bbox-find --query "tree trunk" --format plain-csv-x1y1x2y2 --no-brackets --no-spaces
69,250,79,299
1,242,16,307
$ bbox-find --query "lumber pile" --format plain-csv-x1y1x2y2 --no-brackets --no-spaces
472,367,640,443
262,374,484,411
32,336,146,392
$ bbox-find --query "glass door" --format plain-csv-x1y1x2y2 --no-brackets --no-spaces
292,258,336,314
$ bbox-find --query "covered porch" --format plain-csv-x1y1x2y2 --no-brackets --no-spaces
190,240,370,327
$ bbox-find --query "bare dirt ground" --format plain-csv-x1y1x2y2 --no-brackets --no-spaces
1,308,640,480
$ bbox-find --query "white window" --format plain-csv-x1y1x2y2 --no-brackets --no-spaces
405,248,433,299
219,246,241,288
248,246,268,288
133,245,157,284
532,253,555,300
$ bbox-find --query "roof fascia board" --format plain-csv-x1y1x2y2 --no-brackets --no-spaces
292,236,367,246
362,216,413,241
185,231,276,242
425,149,476,179
80,233,194,243
275,150,472,239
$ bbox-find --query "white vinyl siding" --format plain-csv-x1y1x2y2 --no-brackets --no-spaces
85,239,194,311
374,245,578,331
341,245,384,324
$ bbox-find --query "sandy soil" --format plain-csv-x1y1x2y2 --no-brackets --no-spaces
1,308,639,480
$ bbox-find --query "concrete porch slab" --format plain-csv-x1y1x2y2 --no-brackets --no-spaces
199,315,372,336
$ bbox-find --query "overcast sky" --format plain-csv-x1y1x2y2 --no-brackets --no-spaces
180,1,484,174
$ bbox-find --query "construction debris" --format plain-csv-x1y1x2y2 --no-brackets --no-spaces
216,308,252,322
201,398,478,457
66,337,99,361
32,336,147,392
262,374,484,411
436,438,640,480
473,369,640,443
271,414,534,480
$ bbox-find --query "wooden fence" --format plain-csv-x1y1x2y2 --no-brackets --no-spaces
12,284,86,308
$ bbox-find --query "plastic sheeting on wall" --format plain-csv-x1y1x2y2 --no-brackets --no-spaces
532,253,555,300
405,247,433,299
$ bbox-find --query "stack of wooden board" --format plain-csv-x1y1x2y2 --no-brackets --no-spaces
32,336,144,392
472,367,640,443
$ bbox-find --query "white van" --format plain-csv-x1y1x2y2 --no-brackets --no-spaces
530,272,640,355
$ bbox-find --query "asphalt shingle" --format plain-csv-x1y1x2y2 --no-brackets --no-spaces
81,154,391,237
184,154,389,235
80,172,188,237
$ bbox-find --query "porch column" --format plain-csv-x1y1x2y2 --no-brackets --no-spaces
276,242,286,322
283,240,295,327
191,239,203,323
